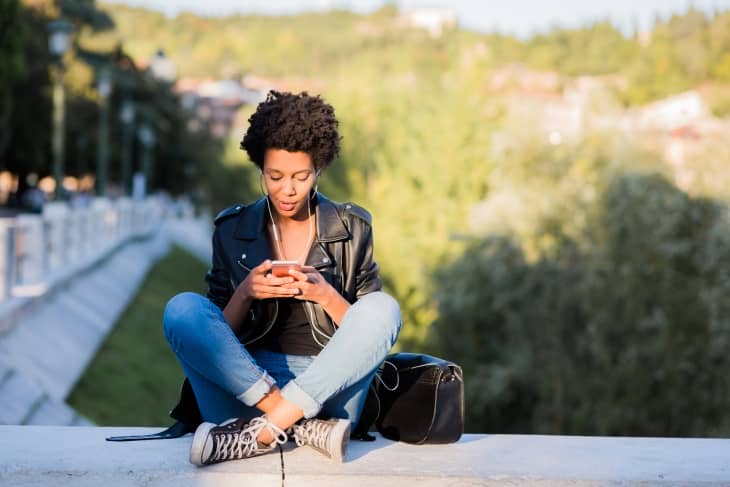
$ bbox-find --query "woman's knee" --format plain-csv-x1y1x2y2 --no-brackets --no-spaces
358,291,402,339
162,292,208,340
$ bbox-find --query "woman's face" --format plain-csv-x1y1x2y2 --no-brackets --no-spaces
262,148,317,220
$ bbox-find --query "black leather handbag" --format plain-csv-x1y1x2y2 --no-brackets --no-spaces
354,352,465,444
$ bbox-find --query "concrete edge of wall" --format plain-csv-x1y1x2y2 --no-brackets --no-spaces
1,426,730,486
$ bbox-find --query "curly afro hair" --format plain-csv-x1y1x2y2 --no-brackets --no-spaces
240,90,341,171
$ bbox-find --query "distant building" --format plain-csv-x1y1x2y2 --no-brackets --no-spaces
176,79,240,139
173,74,334,139
489,64,561,95
148,49,177,82
174,77,269,139
637,30,651,48
399,8,457,38
635,91,710,132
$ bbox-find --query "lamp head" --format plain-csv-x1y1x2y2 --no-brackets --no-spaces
48,19,72,59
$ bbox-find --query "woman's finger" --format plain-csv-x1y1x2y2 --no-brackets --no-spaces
256,284,300,296
288,269,310,282
260,275,294,286
252,259,273,275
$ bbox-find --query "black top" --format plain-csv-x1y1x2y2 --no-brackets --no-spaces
249,298,321,356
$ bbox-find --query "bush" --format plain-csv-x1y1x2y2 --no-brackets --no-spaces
430,172,730,436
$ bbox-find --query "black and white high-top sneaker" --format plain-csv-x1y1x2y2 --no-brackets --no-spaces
189,416,287,466
291,418,351,463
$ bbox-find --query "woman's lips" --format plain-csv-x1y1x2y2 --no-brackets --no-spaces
279,201,296,211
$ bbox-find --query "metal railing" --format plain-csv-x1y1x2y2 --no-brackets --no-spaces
0,196,185,301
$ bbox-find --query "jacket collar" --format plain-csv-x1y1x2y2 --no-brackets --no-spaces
233,193,349,242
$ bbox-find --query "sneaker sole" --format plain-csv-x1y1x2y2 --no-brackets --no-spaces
190,422,217,466
329,419,351,463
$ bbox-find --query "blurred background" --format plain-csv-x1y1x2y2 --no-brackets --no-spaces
2,0,730,436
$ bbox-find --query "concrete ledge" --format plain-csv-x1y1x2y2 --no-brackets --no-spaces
1,426,729,486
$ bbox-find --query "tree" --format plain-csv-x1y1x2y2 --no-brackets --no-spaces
1,0,114,193
0,0,26,156
429,144,730,436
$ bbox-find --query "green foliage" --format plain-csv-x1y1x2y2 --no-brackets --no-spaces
0,0,25,81
68,245,207,425
200,127,262,212
708,12,730,82
0,0,225,207
0,0,26,154
1,1,56,178
525,22,634,76
430,164,730,436
99,5,730,107
1,0,115,177
702,82,730,117
621,8,730,104
4,2,730,199
320,61,495,345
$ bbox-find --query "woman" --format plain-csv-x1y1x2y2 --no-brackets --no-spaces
163,91,402,466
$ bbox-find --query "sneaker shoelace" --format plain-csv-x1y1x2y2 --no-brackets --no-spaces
293,420,331,450
211,417,287,463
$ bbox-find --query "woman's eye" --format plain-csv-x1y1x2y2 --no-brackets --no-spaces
270,177,282,181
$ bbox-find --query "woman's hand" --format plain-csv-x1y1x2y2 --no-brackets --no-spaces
284,267,336,306
285,267,351,325
236,260,300,301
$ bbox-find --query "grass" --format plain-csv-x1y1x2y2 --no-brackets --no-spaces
67,245,209,426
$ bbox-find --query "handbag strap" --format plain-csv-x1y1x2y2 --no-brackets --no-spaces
350,358,394,441
374,359,399,391
105,420,191,442
350,358,400,441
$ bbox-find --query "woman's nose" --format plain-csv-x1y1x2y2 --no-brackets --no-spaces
284,179,296,194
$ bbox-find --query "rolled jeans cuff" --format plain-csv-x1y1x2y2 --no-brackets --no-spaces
281,380,321,419
236,372,276,406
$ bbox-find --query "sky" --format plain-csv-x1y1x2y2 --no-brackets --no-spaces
103,0,730,38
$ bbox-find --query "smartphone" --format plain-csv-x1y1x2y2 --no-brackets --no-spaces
270,261,315,277
270,260,302,277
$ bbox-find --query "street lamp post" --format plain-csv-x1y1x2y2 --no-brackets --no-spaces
48,19,72,200
119,100,135,196
96,67,112,197
137,124,155,198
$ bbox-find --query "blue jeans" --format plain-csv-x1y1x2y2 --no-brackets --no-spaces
163,291,401,426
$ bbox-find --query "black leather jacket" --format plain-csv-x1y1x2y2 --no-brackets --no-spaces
170,192,382,428
207,192,382,343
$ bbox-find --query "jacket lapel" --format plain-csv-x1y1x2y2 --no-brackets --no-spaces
314,194,350,242
308,194,349,270
233,197,273,269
